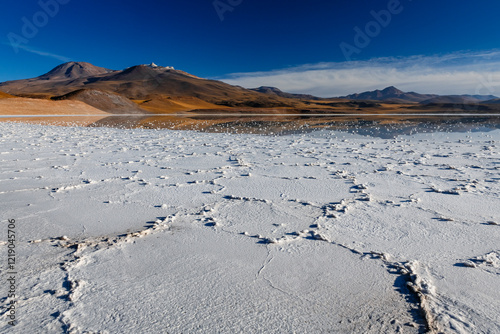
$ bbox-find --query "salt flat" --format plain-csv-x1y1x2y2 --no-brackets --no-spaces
0,122,499,333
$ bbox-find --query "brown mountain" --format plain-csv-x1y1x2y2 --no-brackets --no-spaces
0,62,300,110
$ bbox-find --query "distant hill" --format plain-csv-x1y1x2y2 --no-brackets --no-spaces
468,94,499,101
340,86,437,103
342,86,499,104
483,98,500,104
419,95,498,105
250,86,320,100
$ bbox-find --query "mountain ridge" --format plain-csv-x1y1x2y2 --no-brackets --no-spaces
1,62,500,114
250,86,320,100
340,86,438,103
341,86,499,104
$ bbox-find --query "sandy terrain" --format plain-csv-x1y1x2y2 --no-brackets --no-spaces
0,91,14,99
1,92,499,116
0,98,108,116
133,95,230,113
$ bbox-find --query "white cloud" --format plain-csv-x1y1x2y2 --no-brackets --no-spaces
3,43,71,63
217,51,500,97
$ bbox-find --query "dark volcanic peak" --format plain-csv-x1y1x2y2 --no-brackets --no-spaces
381,86,404,95
342,86,438,103
252,86,284,94
250,86,320,100
341,87,499,104
344,86,404,100
38,62,114,80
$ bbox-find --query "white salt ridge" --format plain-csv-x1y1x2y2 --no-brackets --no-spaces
462,251,500,271
0,123,499,333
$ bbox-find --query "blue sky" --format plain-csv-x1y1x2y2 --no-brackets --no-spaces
1,0,500,96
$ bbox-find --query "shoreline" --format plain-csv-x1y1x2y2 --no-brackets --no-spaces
2,112,500,118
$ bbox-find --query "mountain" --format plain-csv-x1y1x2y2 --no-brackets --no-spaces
0,62,300,109
341,86,438,103
3,62,499,114
342,86,499,104
250,86,320,100
419,94,499,105
37,61,114,80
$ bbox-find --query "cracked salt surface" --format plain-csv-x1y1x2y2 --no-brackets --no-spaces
0,122,499,333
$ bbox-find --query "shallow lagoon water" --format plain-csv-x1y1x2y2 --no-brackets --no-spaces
1,114,500,138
